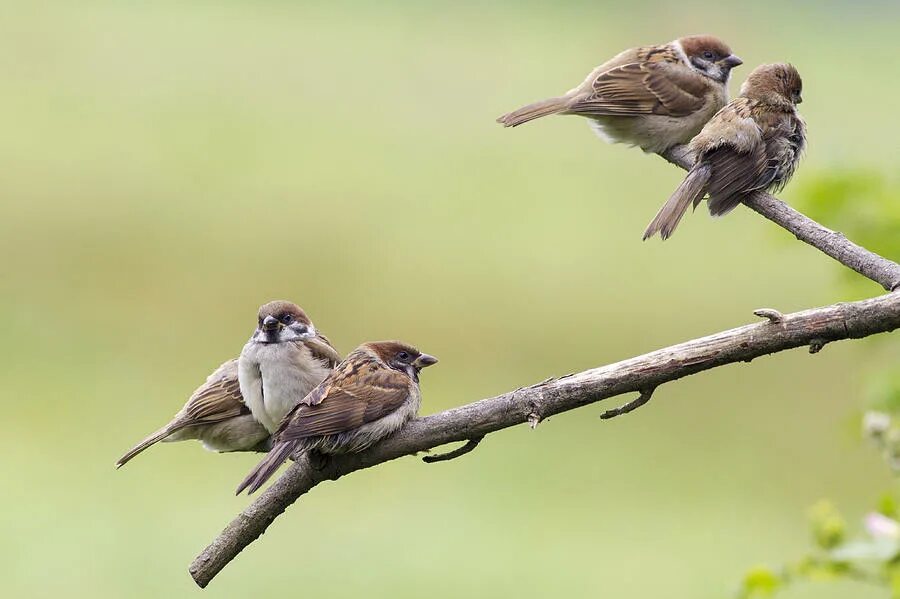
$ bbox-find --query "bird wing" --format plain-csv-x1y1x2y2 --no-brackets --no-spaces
181,358,250,423
759,111,807,193
304,333,342,368
275,363,410,442
688,99,770,216
567,62,709,118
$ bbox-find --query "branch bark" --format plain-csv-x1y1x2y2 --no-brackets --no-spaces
660,145,900,292
191,292,900,587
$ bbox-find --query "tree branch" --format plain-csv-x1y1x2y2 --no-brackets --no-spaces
190,292,900,587
660,145,900,292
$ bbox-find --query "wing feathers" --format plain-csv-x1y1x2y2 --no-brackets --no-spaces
568,62,706,118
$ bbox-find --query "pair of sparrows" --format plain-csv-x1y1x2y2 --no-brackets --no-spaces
116,301,437,495
497,35,806,239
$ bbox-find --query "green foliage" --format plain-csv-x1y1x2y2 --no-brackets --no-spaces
797,171,900,289
809,500,846,550
739,566,783,598
738,498,898,597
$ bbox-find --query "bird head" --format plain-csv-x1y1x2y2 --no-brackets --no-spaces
678,35,742,84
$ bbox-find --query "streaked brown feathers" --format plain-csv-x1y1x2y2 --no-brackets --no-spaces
568,62,707,118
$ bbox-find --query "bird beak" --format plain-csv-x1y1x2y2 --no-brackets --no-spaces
793,93,803,104
722,55,743,68
262,315,281,332
414,354,438,369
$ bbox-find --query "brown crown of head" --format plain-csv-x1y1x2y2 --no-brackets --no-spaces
256,300,312,326
362,341,438,371
678,35,734,61
741,63,803,104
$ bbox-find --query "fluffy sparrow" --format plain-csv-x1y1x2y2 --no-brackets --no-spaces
236,341,437,495
238,300,341,434
643,63,806,239
116,358,269,468
497,35,742,153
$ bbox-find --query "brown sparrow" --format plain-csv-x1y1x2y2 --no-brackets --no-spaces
238,301,341,434
497,35,742,153
643,63,806,240
236,341,437,495
116,358,269,468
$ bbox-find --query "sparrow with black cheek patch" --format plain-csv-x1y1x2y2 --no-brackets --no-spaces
497,35,742,154
643,63,806,240
116,359,269,468
238,301,341,435
236,341,437,495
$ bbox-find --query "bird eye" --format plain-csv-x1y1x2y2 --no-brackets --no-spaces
397,351,410,361
280,314,293,324
702,51,714,60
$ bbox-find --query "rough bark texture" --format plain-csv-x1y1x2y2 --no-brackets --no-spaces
661,145,900,292
191,292,900,587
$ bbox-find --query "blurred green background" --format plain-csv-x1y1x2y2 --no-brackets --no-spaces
2,1,898,597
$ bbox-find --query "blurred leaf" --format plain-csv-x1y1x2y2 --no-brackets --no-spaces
831,538,900,562
797,170,900,291
882,496,900,520
792,555,848,581
739,566,783,598
798,170,900,259
809,500,846,550
888,564,900,598
865,372,900,414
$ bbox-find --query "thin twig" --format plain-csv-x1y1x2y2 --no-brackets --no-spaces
422,437,485,463
600,388,656,419
754,308,784,323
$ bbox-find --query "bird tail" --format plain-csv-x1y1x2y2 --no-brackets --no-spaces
235,441,298,495
707,192,745,218
496,97,568,127
642,164,712,241
115,422,183,468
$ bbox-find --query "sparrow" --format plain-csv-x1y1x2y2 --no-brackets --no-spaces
643,63,806,240
236,341,438,495
238,300,341,434
116,358,269,468
496,35,742,153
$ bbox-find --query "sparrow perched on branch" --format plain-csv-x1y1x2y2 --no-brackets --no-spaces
496,35,742,153
238,301,341,434
116,359,270,468
236,341,438,495
643,63,806,240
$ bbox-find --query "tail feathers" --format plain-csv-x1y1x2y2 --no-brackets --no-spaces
235,441,298,495
496,97,568,127
115,423,182,468
707,193,745,218
642,165,711,241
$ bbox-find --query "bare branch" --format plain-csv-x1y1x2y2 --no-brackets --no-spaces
422,436,485,463
660,146,900,292
190,292,900,587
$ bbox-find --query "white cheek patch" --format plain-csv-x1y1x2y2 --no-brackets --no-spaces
672,39,689,66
